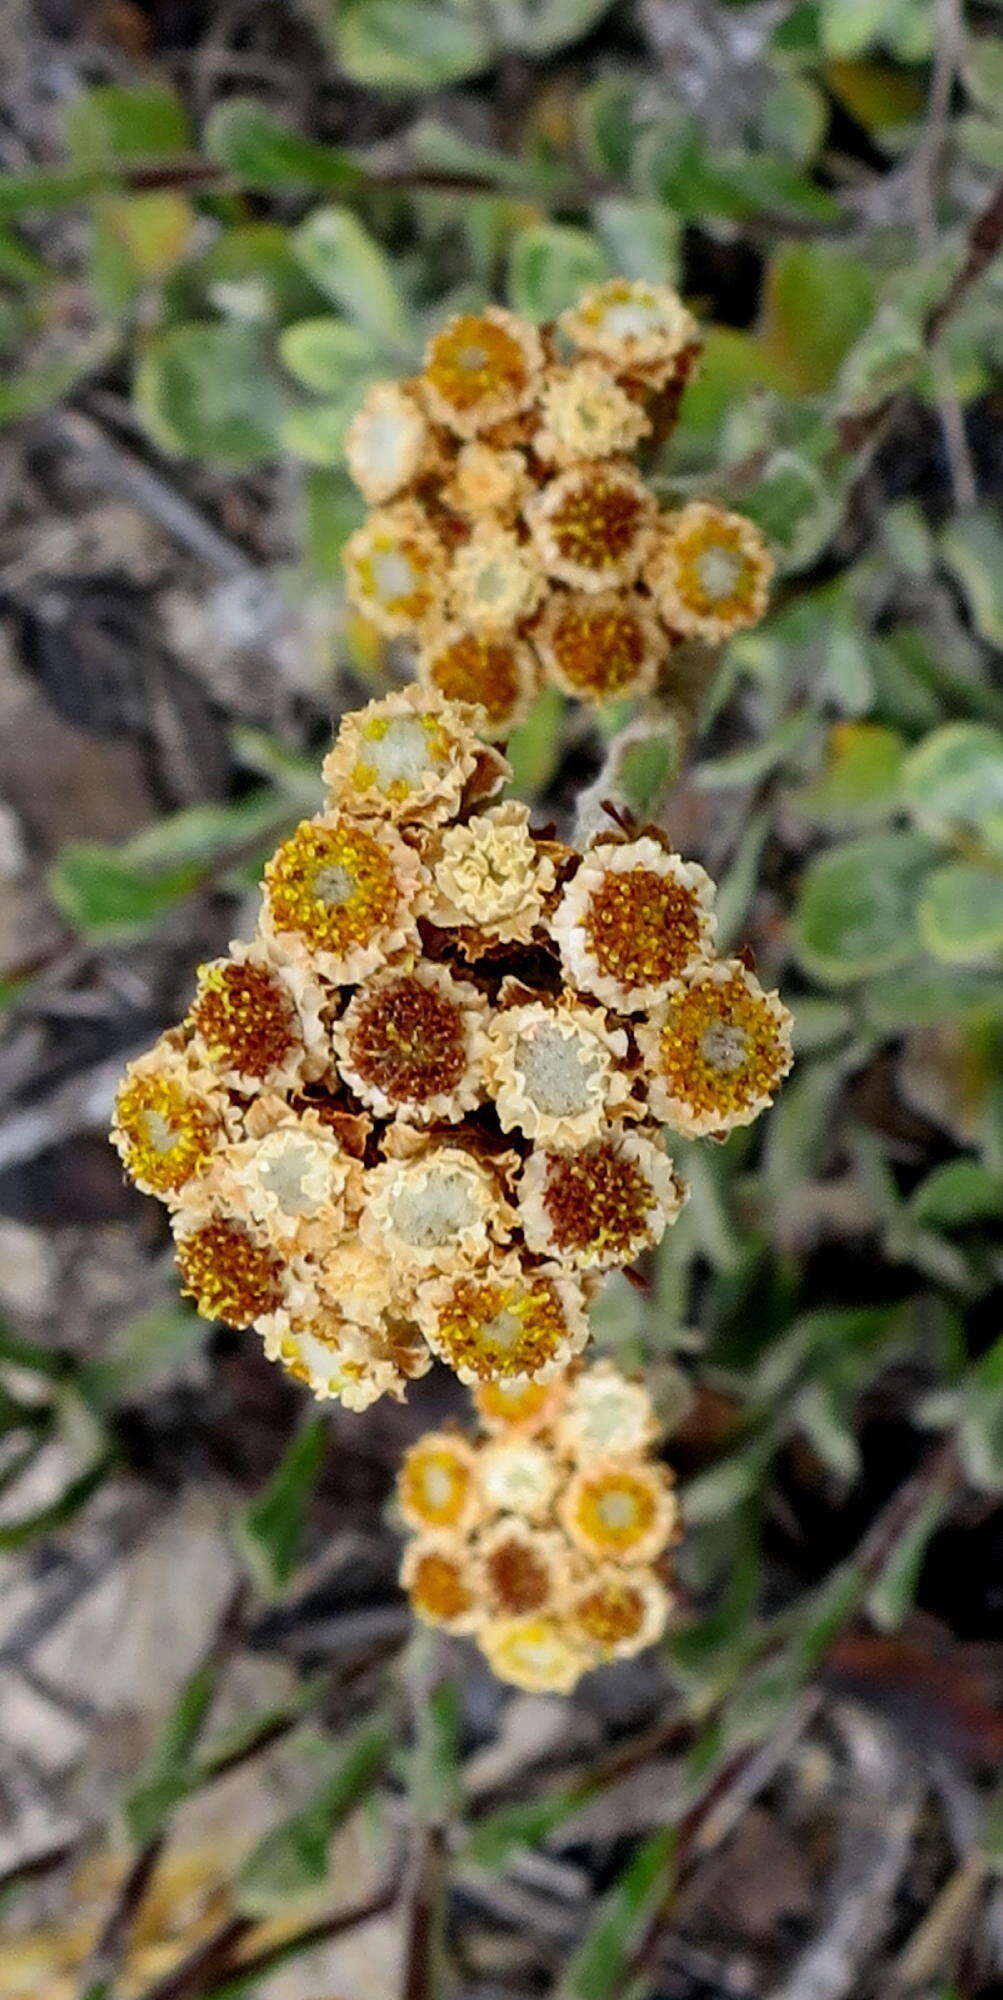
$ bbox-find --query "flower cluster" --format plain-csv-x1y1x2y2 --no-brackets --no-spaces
342,280,773,714
112,686,793,1414
398,1360,679,1691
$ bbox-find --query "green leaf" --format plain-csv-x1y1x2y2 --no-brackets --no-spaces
0,335,116,425
837,302,924,410
760,242,875,390
279,401,355,466
407,1673,462,1826
235,1416,327,1599
791,830,933,983
279,316,380,398
794,721,906,826
962,35,1003,113
697,711,815,789
50,844,203,941
957,1334,1003,1491
335,1,494,90
739,449,840,568
302,467,367,581
863,964,1003,1029
504,685,565,799
507,222,609,322
0,1451,114,1554
461,1787,586,1871
901,723,1003,848
64,83,192,164
135,321,284,466
555,1830,674,2000
868,1485,946,1631
592,198,681,284
494,0,616,58
908,1161,1003,1231
237,1716,391,1917
760,73,828,162
918,862,1003,964
292,206,408,346
940,510,1003,649
205,99,362,192
124,1639,227,1845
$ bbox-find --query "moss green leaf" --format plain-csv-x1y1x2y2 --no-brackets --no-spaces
507,222,609,322
918,862,1003,964
792,830,933,982
135,321,285,465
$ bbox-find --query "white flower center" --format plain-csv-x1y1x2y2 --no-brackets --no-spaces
597,1489,638,1530
254,1132,335,1217
695,545,742,602
143,1110,178,1155
391,1168,481,1248
700,1021,747,1071
358,410,414,482
517,1023,602,1117
372,547,418,603
362,716,438,789
312,863,357,907
421,1463,456,1509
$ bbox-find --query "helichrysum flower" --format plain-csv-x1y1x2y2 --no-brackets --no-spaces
111,1037,232,1204
322,686,503,826
397,1357,679,1692
645,501,774,642
260,1306,410,1410
333,962,488,1123
398,1430,481,1535
479,1614,590,1695
401,1536,481,1633
560,278,698,379
359,1145,508,1275
187,941,328,1096
472,1519,571,1618
345,381,431,505
567,1564,672,1661
172,1209,286,1329
485,996,633,1149
535,361,651,465
421,801,558,945
218,1097,360,1251
448,520,544,631
342,501,447,636
415,1254,589,1384
518,1127,685,1270
526,462,656,592
637,957,794,1136
421,306,544,436
533,587,667,703
335,280,773,716
554,836,716,1012
261,811,426,984
417,625,538,738
556,1360,659,1461
560,1458,678,1565
472,1374,567,1436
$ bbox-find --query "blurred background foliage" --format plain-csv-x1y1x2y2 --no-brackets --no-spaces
2,1,1003,1994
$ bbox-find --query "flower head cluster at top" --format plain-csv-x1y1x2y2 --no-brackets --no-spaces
398,1360,680,1692
341,279,773,716
112,686,794,1415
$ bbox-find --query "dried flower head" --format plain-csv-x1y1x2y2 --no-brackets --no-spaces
560,279,698,375
261,812,425,983
554,837,716,1011
473,1520,570,1618
398,1431,480,1535
485,996,632,1149
536,360,651,465
260,1306,407,1410
343,501,447,636
448,520,544,631
518,1127,686,1270
533,588,667,702
479,1614,590,1695
444,440,531,518
359,1145,507,1274
398,1356,680,1691
645,501,773,642
220,1101,359,1251
561,1459,678,1565
323,686,502,826
526,462,656,592
417,625,537,738
568,1564,672,1660
415,1254,589,1384
421,306,544,436
112,1038,231,1204
638,957,794,1136
422,801,558,944
333,962,488,1123
345,381,431,504
172,1211,285,1329
401,1536,480,1633
187,941,328,1096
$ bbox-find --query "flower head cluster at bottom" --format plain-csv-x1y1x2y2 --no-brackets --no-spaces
398,1360,679,1693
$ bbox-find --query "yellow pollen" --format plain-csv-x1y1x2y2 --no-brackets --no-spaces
264,819,399,954
409,1550,474,1624
586,869,705,985
175,1220,282,1327
549,601,648,696
434,1275,568,1381
657,971,789,1122
426,632,522,725
426,315,529,415
548,474,646,572
575,1471,657,1553
541,1144,652,1256
114,1072,220,1195
576,1579,646,1645
401,1446,472,1529
191,962,299,1081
